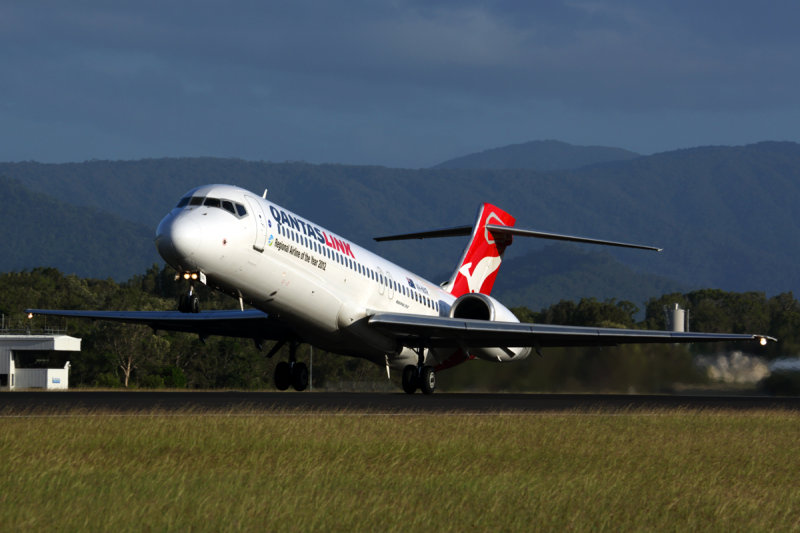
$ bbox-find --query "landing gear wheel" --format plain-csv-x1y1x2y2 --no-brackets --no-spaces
291,362,309,391
274,361,292,391
419,366,436,395
178,293,200,313
402,365,418,394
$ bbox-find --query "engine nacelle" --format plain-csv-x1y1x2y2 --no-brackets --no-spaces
449,293,531,362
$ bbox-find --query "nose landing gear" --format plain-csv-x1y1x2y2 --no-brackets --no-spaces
178,287,200,313
176,271,204,313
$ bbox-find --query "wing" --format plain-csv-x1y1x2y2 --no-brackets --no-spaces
25,308,292,341
368,313,775,348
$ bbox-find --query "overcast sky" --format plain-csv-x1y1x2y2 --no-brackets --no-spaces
2,1,799,167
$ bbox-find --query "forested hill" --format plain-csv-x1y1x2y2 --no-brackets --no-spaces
492,244,687,311
0,176,159,278
433,140,641,170
1,141,799,303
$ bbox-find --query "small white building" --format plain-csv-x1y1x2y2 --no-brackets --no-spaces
0,335,81,390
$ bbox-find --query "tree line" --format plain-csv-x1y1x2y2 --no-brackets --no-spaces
2,266,796,392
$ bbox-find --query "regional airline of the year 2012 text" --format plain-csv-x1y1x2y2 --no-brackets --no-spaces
28,184,774,393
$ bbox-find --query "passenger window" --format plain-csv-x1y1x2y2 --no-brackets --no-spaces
189,196,204,206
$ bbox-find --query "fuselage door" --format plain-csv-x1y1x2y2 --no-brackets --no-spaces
376,267,385,295
385,271,395,300
245,196,268,252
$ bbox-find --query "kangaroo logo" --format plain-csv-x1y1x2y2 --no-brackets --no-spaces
458,255,503,293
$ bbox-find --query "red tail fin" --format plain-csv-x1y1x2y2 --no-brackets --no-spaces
444,203,516,297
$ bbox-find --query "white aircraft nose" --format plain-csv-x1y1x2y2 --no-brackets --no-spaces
155,213,203,270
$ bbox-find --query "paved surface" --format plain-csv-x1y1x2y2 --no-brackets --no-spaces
2,391,800,414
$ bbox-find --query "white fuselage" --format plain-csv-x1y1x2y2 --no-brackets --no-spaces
155,184,526,370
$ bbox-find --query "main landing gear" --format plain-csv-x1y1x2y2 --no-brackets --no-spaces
268,341,308,391
402,365,436,394
274,360,309,391
402,343,436,394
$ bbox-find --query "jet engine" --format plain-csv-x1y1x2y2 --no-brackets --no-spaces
448,293,531,361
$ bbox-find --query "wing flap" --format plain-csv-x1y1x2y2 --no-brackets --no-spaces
368,313,774,348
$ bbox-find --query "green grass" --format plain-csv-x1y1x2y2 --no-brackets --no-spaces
1,410,799,531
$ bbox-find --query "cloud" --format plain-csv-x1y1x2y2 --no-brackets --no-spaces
2,1,800,165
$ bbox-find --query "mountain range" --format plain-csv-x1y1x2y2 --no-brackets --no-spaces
434,139,640,171
0,140,797,311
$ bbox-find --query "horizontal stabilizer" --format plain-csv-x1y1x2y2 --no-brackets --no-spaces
375,223,661,252
374,225,472,242
484,225,662,252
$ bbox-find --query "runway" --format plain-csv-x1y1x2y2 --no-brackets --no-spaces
2,391,800,414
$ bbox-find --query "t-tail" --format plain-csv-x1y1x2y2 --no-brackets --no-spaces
373,203,661,298
442,203,515,297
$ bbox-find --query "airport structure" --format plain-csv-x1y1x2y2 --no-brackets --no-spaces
665,303,690,332
0,334,80,390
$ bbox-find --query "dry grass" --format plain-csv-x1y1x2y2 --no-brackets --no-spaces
1,410,798,531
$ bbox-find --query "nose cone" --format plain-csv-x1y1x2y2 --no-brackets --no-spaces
155,213,203,270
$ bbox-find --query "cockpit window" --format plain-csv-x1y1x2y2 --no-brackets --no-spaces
179,193,249,218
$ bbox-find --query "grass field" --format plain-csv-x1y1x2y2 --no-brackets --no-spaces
1,409,799,531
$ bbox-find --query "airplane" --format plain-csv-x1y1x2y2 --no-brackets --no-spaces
27,184,775,394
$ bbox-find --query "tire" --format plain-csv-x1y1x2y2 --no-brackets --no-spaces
419,366,436,395
178,294,188,313
401,365,418,394
274,361,292,391
178,294,200,313
291,362,309,392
